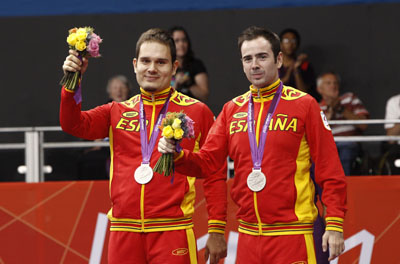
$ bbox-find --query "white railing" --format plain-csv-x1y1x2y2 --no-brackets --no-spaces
1,119,400,182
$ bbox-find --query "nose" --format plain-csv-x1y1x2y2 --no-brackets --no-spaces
251,58,259,69
148,61,157,73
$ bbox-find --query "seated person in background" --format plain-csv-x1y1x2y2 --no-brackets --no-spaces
385,94,400,144
279,28,318,100
106,74,132,102
78,75,132,180
169,26,209,102
317,71,369,175
380,94,400,174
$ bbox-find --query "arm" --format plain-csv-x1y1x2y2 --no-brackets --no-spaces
342,108,368,131
196,105,228,234
305,99,347,261
174,105,230,177
182,104,228,263
293,54,312,93
188,73,209,102
387,125,400,137
280,61,294,85
343,93,369,131
60,50,110,140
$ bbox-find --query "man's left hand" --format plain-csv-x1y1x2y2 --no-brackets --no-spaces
322,230,345,261
204,233,227,264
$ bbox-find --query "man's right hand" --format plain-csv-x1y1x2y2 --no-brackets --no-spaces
204,233,227,264
158,137,177,154
62,49,88,75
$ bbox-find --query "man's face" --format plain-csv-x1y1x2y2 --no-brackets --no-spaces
172,30,188,58
133,41,178,92
280,32,298,56
317,73,340,100
241,37,282,89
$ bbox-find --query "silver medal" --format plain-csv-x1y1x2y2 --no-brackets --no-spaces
247,168,266,192
134,163,153,184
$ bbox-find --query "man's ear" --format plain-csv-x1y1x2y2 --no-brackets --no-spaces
133,58,137,73
276,51,283,69
172,60,179,75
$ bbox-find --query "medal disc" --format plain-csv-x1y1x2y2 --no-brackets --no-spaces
247,169,266,192
134,163,153,184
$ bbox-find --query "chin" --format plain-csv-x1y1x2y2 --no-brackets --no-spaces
142,86,158,92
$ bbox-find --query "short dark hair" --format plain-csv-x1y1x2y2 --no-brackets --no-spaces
136,28,176,63
238,26,281,62
279,28,301,47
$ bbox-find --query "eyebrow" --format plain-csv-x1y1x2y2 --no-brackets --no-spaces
140,56,170,61
242,52,268,59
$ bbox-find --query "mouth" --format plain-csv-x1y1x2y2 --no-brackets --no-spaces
251,72,264,79
144,75,159,81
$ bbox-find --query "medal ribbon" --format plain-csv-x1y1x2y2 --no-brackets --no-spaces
247,82,283,169
139,91,172,164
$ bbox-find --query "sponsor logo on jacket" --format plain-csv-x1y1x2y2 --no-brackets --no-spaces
172,248,189,256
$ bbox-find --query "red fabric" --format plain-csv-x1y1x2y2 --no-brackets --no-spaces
59,86,227,225
236,233,312,264
108,229,197,264
176,84,347,226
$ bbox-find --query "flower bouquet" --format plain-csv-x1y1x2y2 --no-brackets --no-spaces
153,112,195,178
59,27,102,91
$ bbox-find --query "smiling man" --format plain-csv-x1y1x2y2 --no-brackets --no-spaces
60,28,227,264
159,26,347,263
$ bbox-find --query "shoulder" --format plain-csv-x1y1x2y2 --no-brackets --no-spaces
171,91,202,106
172,91,215,115
120,94,141,109
190,58,207,73
281,85,311,102
192,58,205,66
387,94,400,105
231,91,251,107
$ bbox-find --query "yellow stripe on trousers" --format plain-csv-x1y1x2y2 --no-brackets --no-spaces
304,233,317,264
186,228,198,264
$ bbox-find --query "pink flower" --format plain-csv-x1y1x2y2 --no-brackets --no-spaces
87,33,102,57
185,116,195,138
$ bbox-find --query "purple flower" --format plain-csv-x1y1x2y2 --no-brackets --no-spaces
87,33,102,57
185,115,195,138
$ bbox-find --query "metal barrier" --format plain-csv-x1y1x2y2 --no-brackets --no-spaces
1,119,400,182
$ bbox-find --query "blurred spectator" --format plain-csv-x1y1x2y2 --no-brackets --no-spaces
384,94,400,144
77,75,132,180
317,72,369,175
106,75,132,102
169,26,209,102
379,94,400,175
279,28,318,100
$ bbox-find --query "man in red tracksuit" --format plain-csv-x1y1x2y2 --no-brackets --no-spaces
159,26,347,263
60,28,227,264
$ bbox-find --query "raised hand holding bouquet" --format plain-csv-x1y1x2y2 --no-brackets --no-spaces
153,112,195,178
60,27,102,91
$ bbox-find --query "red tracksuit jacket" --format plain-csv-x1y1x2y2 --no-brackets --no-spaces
175,79,347,236
60,86,227,234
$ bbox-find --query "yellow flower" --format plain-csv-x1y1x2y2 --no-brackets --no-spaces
75,41,86,51
67,33,78,46
174,128,184,140
69,27,78,34
172,118,182,129
76,28,88,41
162,125,174,139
